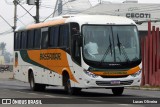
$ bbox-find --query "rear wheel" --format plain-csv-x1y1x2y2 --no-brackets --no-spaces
112,87,124,96
29,72,46,91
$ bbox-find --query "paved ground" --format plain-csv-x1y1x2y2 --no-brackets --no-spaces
0,71,13,79
0,71,160,107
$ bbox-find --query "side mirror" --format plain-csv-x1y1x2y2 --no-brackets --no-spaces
77,35,82,46
73,34,83,46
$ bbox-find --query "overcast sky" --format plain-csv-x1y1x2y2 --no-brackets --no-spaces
1,0,160,53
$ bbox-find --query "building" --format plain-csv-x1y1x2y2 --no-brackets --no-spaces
54,0,160,37
80,0,160,37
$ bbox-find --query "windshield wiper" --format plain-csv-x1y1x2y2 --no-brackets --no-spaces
117,34,130,62
100,35,112,64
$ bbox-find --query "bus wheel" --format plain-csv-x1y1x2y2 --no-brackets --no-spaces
29,72,46,91
64,76,81,95
111,87,124,96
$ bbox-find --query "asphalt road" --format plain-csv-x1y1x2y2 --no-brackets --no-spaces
0,72,160,107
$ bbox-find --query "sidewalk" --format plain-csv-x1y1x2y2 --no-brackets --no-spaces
0,71,14,79
126,85,160,91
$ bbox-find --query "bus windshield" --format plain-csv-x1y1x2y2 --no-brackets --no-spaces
82,25,140,63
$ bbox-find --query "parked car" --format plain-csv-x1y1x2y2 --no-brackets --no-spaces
0,65,9,72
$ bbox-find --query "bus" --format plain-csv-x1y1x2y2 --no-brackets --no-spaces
14,15,142,95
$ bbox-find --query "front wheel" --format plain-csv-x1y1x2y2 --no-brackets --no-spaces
64,76,81,95
111,87,124,96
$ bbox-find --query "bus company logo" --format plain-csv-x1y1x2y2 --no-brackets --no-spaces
15,52,18,68
40,53,61,60
2,99,11,104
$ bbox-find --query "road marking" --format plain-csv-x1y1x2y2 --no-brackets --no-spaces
28,93,38,95
15,91,27,94
87,99,103,103
44,95,72,99
15,91,39,96
1,89,10,91
57,97,72,99
44,95,57,98
119,104,130,106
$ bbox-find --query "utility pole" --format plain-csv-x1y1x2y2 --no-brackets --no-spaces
100,0,102,4
35,0,40,23
53,0,59,17
13,0,18,31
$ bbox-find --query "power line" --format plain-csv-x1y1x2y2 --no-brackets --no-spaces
5,0,26,5
0,15,14,30
42,0,71,22
18,6,35,19
0,29,13,36
4,0,13,5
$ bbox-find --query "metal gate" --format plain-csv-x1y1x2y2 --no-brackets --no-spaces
141,21,160,86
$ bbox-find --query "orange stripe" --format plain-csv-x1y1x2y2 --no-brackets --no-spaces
27,49,78,83
26,18,66,30
92,66,140,76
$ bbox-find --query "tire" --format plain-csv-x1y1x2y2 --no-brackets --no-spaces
64,75,81,95
29,72,46,91
112,87,124,96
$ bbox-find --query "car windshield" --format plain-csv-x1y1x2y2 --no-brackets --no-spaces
82,25,140,63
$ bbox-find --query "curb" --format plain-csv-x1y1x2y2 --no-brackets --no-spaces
125,87,160,91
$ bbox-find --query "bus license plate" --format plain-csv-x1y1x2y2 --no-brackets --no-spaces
111,80,120,85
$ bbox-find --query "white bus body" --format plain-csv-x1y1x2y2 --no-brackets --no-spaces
14,15,142,95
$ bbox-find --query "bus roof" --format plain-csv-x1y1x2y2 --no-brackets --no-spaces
15,15,136,31
66,14,136,25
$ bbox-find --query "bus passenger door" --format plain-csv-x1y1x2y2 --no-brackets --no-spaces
70,23,83,87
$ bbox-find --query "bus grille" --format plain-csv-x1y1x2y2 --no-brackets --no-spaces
96,80,133,86
101,75,128,78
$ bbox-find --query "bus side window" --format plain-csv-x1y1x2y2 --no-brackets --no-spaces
14,32,21,50
34,29,41,49
41,28,48,49
14,33,18,50
59,24,69,48
27,30,34,49
49,26,59,48
21,31,27,49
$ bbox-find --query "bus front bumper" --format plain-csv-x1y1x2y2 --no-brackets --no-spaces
81,74,142,88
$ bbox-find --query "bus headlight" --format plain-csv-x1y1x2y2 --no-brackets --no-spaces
83,69,98,78
131,70,142,77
